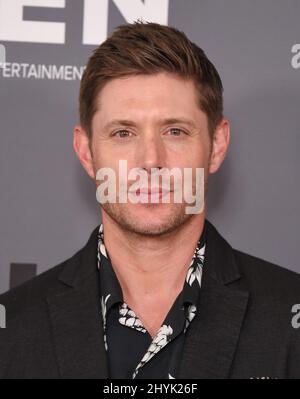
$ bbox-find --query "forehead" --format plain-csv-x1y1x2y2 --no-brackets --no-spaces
93,72,206,127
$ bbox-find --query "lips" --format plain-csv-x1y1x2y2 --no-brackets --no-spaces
134,188,171,203
136,187,170,195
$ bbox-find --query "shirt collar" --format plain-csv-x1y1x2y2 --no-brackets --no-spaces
97,224,123,313
97,221,207,315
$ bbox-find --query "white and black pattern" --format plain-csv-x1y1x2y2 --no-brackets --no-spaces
132,324,174,379
98,227,110,350
119,303,147,333
101,293,111,350
99,241,107,259
184,304,197,333
97,222,206,379
196,244,205,263
97,224,107,267
185,244,205,287
186,263,202,287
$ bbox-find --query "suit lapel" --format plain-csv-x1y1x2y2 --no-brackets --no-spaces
47,226,109,379
46,220,249,379
177,274,249,379
177,220,249,379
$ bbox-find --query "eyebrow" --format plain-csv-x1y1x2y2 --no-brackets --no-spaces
103,118,197,131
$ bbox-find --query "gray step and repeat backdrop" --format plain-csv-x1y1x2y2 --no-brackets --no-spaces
0,0,299,294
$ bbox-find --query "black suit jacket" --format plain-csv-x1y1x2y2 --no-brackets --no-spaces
1,220,300,379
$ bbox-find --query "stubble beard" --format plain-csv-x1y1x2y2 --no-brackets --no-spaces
97,163,209,237
101,201,194,237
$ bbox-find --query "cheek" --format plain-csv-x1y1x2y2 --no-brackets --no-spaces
93,139,137,164
168,145,209,169
91,148,137,184
193,139,212,168
169,133,211,162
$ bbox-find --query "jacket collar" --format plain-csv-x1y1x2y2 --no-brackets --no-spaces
47,226,109,379
203,219,243,285
176,219,249,379
47,218,249,379
57,225,100,289
57,219,242,290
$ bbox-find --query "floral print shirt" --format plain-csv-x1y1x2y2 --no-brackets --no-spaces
97,222,206,379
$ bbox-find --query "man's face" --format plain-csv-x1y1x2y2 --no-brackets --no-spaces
79,72,228,236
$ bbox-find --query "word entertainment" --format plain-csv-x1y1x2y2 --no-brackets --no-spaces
95,160,205,214
0,62,85,81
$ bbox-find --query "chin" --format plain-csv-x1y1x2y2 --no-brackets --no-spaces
102,202,192,237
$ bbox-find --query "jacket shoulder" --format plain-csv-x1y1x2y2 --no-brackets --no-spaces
233,248,300,298
0,225,99,315
0,248,81,316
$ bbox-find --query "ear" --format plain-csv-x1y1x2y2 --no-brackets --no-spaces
209,118,230,174
73,125,95,179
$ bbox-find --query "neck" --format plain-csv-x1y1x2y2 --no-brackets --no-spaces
100,210,206,305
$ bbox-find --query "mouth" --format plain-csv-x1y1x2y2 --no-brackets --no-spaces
130,187,173,201
136,187,170,194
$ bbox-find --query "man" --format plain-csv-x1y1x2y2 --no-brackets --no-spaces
0,21,299,379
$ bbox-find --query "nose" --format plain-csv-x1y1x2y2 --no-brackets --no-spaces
137,132,166,173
